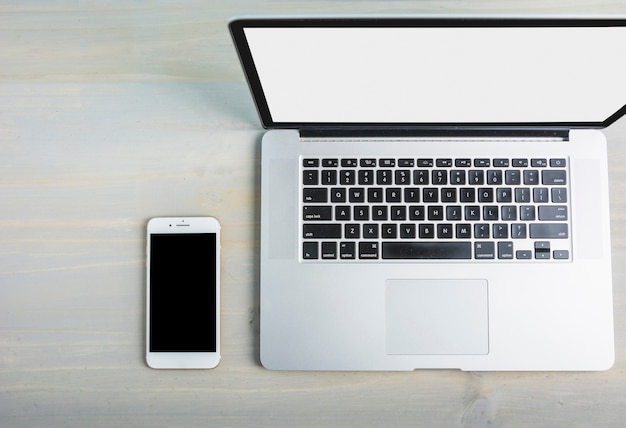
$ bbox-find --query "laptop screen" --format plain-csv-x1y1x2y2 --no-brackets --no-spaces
230,18,626,129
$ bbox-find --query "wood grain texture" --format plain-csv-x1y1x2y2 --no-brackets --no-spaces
2,1,626,427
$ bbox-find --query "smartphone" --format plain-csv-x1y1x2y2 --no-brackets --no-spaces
146,217,220,369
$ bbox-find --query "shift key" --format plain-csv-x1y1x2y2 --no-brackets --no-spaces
303,224,342,238
530,223,568,238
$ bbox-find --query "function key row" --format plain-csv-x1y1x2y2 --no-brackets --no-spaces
303,158,567,168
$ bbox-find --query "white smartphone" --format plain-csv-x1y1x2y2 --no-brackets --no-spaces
146,217,221,369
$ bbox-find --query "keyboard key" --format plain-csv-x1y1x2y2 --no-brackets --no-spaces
303,188,327,203
515,188,531,203
417,158,434,167
339,170,355,185
478,188,493,202
542,170,567,185
321,242,337,259
553,250,570,260
382,242,471,259
456,224,472,238
377,170,392,185
341,159,358,167
538,205,568,221
372,205,388,220
505,170,521,185
501,206,517,220
493,158,509,167
382,224,397,239
498,241,514,259
550,158,567,167
404,188,420,202
423,188,438,202
437,224,454,238
512,158,529,167
533,187,549,203
367,188,383,202
345,224,360,239
469,170,484,185
530,223,568,238
432,170,447,184
496,187,512,203
493,224,508,238
303,242,319,259
441,188,457,202
523,170,539,185
409,205,425,221
335,206,351,220
330,188,346,203
386,188,401,202
349,188,365,202
511,224,527,239
321,169,337,185
395,170,410,185
303,158,319,167
474,242,495,259
460,188,475,202
552,188,567,203
303,206,332,221
358,170,374,185
354,206,370,220
303,224,341,239
303,170,319,185
359,242,379,259
487,170,503,185
414,170,429,184
483,206,499,220
419,224,435,238
322,158,338,167
400,224,416,239
465,206,480,221
363,224,379,238
340,242,356,259
450,170,466,184
428,206,444,221
520,206,536,220
516,250,532,259
391,206,407,220
446,206,462,221
531,158,548,167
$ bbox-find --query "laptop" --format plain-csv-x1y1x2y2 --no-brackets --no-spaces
229,17,624,371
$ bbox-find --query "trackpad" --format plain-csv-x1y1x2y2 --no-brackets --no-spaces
386,279,489,355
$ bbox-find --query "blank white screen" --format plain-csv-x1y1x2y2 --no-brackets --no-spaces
244,26,626,124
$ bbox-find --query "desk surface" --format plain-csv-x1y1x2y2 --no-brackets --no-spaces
2,2,626,427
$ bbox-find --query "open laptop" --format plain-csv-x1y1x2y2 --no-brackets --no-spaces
229,17,624,371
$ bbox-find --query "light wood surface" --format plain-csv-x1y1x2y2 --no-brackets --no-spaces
2,2,626,427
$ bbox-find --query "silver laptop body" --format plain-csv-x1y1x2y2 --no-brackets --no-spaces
230,17,624,370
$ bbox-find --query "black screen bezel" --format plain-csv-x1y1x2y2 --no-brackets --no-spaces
229,17,626,131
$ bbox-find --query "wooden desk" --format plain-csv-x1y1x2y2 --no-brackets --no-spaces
2,3,626,426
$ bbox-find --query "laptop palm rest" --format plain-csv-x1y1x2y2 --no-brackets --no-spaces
385,279,489,355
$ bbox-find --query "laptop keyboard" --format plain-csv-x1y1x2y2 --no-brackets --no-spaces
300,156,571,261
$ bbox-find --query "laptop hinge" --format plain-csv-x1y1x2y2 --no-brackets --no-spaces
299,127,570,141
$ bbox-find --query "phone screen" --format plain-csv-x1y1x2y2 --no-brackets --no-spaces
149,233,217,352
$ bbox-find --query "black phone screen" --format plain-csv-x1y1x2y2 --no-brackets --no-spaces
149,233,217,352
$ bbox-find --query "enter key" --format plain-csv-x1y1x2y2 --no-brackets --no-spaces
538,205,568,221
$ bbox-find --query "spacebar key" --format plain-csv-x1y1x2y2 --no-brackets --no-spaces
382,242,472,259
303,224,342,238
